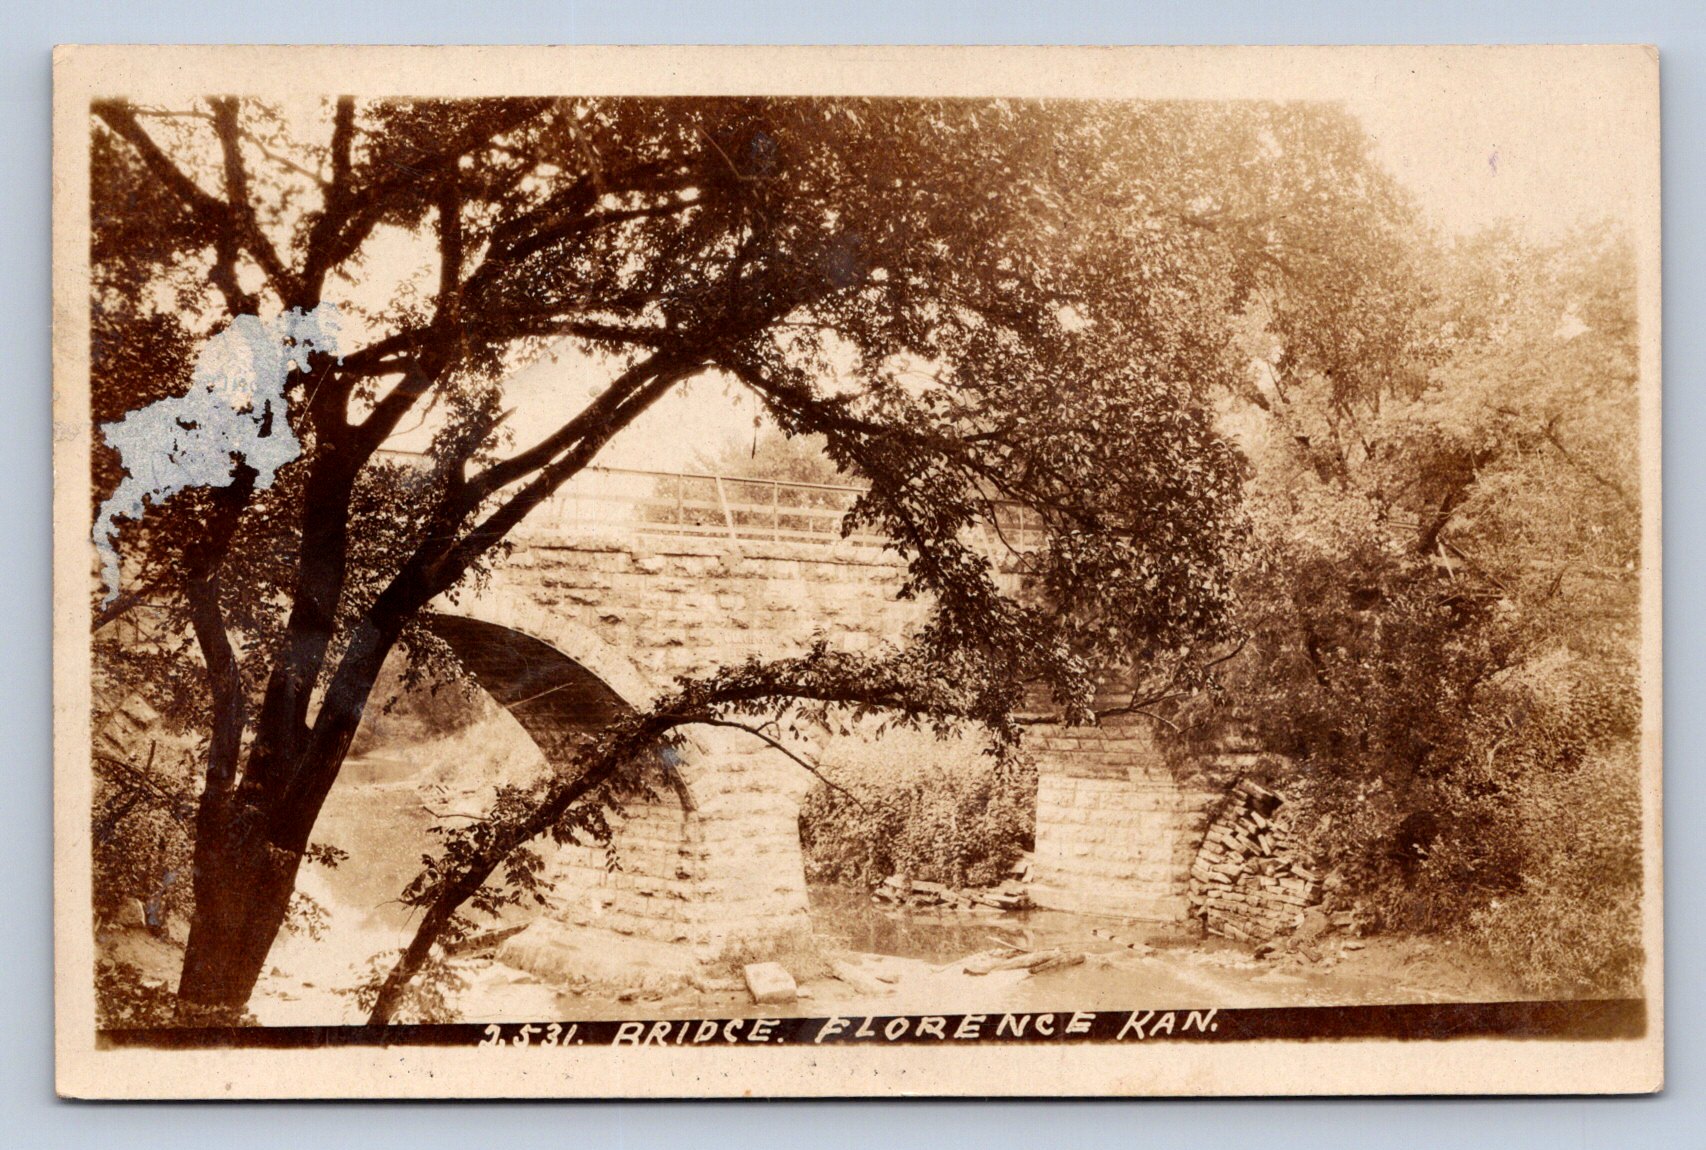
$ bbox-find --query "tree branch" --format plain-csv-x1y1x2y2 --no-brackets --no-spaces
92,99,279,316
336,316,668,383
1541,418,1637,511
1090,638,1249,723
315,99,556,286
460,350,680,499
92,100,223,226
434,174,464,324
363,635,1021,1024
692,717,866,808
242,130,331,188
272,362,698,841
95,748,194,824
298,97,357,304
468,199,695,293
427,363,698,584
178,470,260,805
209,97,295,300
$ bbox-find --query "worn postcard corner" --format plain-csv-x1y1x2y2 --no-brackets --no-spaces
52,44,1661,1100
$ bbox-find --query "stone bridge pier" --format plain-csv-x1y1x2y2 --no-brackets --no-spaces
1025,711,1223,921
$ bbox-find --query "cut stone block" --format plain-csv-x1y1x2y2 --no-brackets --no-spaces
742,961,798,1005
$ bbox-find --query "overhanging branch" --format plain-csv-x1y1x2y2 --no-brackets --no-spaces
692,717,866,808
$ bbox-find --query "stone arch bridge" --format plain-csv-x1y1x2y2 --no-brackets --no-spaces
417,465,1221,983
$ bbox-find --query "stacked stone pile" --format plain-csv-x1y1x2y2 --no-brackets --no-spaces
1187,779,1324,943
872,871,1030,913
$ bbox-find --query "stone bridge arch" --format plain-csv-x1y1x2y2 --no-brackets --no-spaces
420,592,819,987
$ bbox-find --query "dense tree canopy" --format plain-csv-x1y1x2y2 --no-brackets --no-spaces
90,95,1438,1015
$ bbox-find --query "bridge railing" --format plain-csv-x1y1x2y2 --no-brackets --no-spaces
527,466,885,546
375,451,1047,554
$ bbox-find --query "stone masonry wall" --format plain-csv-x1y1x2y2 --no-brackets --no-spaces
1186,779,1325,943
1027,715,1220,922
543,730,819,964
501,529,923,687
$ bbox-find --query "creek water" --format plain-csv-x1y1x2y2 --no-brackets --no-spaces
806,885,1134,964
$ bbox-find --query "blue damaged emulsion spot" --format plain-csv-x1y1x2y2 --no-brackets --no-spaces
92,304,342,604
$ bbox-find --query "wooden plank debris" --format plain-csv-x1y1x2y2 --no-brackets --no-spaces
869,869,1032,914
1186,780,1331,947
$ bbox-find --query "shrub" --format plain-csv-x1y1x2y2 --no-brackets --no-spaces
799,729,1036,889
1259,637,1645,995
92,741,197,931
1176,471,1646,996
95,959,181,1029
1467,749,1645,998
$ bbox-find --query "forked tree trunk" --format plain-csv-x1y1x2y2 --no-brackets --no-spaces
174,617,396,1016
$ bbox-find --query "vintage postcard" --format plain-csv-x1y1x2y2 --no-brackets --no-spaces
52,44,1662,1098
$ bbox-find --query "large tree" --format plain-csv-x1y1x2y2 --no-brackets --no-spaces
88,96,1405,1017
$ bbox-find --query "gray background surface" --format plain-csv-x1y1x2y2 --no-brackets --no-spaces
3,2,1699,1144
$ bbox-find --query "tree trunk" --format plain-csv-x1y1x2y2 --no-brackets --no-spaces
366,894,463,1026
174,620,401,1017
175,802,304,1016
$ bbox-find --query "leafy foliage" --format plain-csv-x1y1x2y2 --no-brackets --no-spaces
697,425,847,487
1178,223,1645,995
799,736,1037,890
94,959,183,1029
338,949,472,1025
91,743,197,930
1468,749,1644,996
98,93,1633,1016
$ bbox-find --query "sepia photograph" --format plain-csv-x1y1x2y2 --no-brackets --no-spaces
51,44,1662,1098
